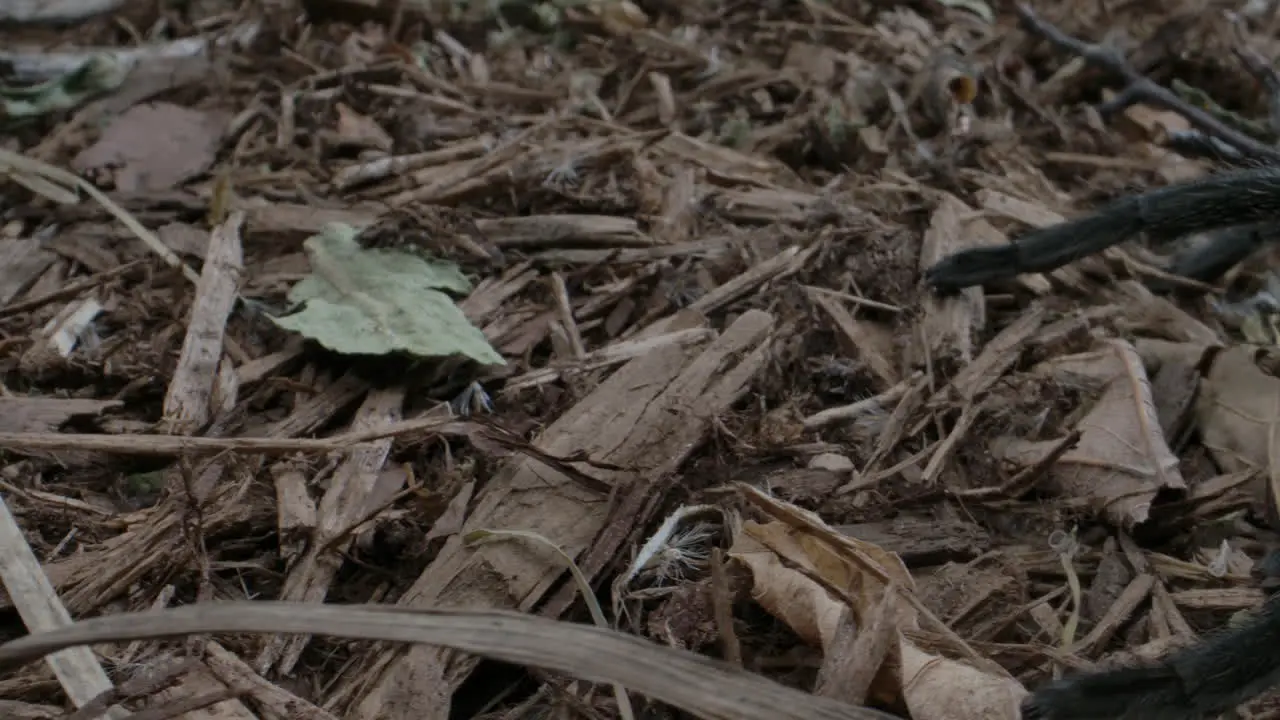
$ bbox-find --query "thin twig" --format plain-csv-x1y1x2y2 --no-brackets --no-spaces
1017,4,1280,163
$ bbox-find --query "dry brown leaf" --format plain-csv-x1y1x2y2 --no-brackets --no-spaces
1196,345,1280,516
994,339,1185,529
816,594,896,705
730,520,911,707
1135,339,1212,442
728,497,1025,717
72,102,230,192
732,531,844,642
900,643,1025,720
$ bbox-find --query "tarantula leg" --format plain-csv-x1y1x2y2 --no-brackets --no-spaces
1022,591,1280,720
1161,225,1275,286
926,167,1280,291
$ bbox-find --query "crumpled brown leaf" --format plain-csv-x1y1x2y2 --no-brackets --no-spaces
731,520,915,651
900,642,1025,719
728,487,1026,720
993,338,1185,529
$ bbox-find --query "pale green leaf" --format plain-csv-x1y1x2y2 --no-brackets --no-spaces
271,223,505,366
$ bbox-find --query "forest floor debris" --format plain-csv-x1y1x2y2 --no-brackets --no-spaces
5,0,1280,718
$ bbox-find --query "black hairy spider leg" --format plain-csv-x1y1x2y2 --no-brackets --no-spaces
925,167,1280,292
1165,225,1272,284
1021,664,1191,720
1170,590,1280,716
1021,591,1280,720
922,244,1022,292
924,204,1145,293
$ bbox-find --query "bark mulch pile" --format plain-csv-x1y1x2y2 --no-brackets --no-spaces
2,0,1280,717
